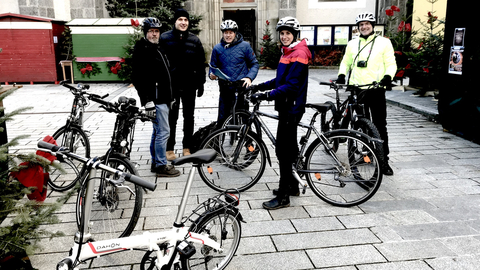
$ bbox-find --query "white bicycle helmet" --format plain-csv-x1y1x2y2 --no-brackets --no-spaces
355,12,376,24
220,20,238,32
276,16,301,32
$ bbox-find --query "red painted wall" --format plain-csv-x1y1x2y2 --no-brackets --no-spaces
0,28,57,83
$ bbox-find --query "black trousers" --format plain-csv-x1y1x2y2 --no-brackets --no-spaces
217,82,248,125
167,89,196,150
361,89,390,160
275,112,303,196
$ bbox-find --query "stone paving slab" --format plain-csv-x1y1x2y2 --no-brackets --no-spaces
3,68,480,269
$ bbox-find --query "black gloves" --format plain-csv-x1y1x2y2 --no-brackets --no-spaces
247,84,260,93
247,83,269,93
336,74,346,84
250,91,272,103
197,85,204,97
379,75,392,90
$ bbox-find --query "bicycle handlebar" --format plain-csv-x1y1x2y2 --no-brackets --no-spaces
320,81,381,92
37,141,156,191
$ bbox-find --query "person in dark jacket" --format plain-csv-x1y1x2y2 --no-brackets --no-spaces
209,19,259,124
132,17,180,177
160,9,206,160
249,17,312,210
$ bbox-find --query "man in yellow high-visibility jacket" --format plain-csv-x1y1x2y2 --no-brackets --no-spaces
336,12,396,176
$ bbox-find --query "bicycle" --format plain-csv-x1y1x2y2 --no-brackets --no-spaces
73,94,152,240
37,142,243,270
198,88,384,207
319,81,384,162
48,81,108,191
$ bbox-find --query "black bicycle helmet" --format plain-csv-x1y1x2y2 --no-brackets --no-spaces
276,16,301,37
220,20,238,32
142,17,162,36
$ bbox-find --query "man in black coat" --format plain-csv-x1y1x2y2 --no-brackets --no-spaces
132,17,180,177
160,9,206,160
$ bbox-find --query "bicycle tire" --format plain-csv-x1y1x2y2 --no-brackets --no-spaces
181,209,242,270
304,129,382,207
353,118,385,165
49,125,90,191
221,110,262,137
198,127,266,192
75,154,143,240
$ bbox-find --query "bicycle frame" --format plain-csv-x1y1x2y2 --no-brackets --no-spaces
230,100,351,194
47,143,241,270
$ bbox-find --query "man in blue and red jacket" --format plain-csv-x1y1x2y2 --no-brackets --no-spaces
249,17,312,210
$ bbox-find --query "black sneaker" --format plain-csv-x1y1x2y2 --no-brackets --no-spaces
262,196,290,210
383,163,394,176
155,165,180,177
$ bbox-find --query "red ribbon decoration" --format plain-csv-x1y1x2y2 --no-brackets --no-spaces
80,64,93,74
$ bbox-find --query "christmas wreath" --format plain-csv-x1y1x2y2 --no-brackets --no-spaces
76,62,102,78
107,58,126,74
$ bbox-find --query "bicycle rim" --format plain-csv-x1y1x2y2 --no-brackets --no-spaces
75,156,143,240
182,210,242,270
305,130,382,207
199,127,266,192
50,126,90,191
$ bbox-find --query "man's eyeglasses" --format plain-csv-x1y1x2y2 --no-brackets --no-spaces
147,29,160,34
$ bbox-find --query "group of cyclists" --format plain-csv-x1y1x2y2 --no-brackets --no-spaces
133,10,396,211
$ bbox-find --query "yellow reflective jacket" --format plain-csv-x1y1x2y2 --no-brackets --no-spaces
338,34,397,87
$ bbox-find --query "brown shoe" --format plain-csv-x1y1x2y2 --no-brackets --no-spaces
183,148,191,156
155,165,180,177
166,150,177,161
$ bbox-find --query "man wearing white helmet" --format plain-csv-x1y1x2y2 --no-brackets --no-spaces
336,12,397,176
249,16,312,210
209,19,259,125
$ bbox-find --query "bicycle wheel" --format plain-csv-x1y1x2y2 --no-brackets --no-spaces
198,127,266,192
353,118,385,165
304,130,382,207
182,209,242,270
221,110,262,137
49,125,90,191
75,155,143,240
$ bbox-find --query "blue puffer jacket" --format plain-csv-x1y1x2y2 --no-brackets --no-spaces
209,33,259,82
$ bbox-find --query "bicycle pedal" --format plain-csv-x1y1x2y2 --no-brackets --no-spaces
84,130,92,137
177,240,196,259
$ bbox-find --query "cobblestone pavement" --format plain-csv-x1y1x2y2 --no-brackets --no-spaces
4,69,480,269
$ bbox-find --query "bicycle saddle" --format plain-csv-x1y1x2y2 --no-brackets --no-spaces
305,102,334,113
171,149,217,166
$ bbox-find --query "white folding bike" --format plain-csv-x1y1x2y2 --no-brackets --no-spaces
38,141,243,270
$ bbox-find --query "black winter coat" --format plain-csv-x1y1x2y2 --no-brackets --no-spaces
160,29,206,91
132,37,173,106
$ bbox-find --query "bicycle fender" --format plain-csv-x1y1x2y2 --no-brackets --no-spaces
324,129,382,144
248,130,271,167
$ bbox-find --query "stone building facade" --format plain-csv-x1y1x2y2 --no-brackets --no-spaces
2,0,416,58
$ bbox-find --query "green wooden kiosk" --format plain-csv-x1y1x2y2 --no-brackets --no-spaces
67,18,143,81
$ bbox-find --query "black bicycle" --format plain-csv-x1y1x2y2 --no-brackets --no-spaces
319,81,385,164
198,88,383,207
49,81,108,191
73,94,152,240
